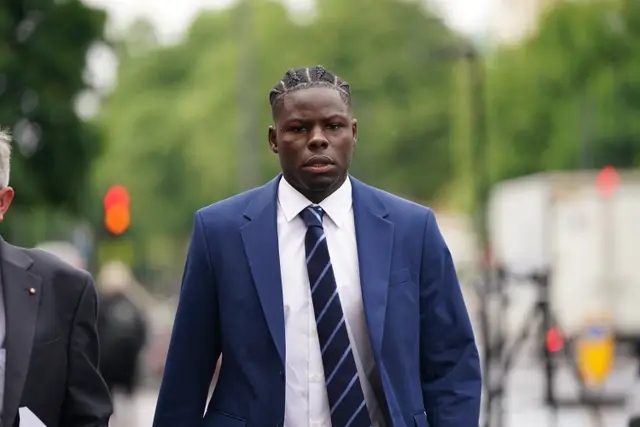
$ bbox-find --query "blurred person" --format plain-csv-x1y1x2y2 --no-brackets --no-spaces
0,130,112,427
146,296,176,378
153,66,481,427
96,262,148,398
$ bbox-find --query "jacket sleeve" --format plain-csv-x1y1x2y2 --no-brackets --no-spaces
60,274,113,427
153,211,221,427
419,209,482,426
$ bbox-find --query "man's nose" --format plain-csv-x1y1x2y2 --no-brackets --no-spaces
307,126,329,149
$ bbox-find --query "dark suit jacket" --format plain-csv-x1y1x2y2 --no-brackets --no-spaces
154,175,481,427
1,239,112,427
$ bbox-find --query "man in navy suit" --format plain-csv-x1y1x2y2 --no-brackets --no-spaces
153,66,481,427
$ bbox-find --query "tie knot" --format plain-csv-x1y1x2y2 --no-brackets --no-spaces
300,205,325,228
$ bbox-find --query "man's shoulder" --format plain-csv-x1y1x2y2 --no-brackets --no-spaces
193,179,278,232
4,243,92,295
198,186,264,217
8,242,84,273
357,179,434,218
26,246,91,280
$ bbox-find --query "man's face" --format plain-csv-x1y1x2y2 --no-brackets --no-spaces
0,186,14,222
268,87,358,203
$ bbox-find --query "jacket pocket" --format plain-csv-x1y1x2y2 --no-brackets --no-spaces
389,268,411,286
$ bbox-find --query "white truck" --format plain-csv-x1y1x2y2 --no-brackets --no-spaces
487,170,640,341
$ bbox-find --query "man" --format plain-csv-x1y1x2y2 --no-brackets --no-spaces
0,130,112,427
154,66,481,427
96,261,149,398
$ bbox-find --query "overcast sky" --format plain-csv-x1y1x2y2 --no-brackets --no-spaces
83,0,497,42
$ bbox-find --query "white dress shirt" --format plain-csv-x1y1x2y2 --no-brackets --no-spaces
277,176,385,427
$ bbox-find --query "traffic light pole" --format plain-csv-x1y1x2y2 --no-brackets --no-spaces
462,44,497,427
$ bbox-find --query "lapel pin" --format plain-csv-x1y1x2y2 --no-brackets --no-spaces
28,287,36,295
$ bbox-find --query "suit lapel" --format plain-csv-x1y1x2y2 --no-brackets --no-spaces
238,176,394,364
240,176,285,366
351,178,394,357
1,241,41,427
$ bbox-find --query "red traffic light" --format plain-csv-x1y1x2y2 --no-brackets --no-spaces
105,204,130,235
104,185,131,235
546,327,564,353
596,166,620,199
104,185,130,210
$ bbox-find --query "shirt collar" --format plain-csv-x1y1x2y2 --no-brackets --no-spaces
277,176,352,228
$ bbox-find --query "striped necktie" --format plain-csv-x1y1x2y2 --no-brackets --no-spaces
300,205,371,427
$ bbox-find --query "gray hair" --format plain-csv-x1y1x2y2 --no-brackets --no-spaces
0,130,11,188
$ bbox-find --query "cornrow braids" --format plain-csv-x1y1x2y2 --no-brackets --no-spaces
269,66,351,116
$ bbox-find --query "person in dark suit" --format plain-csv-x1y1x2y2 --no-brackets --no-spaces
0,130,112,427
96,266,149,397
153,66,481,427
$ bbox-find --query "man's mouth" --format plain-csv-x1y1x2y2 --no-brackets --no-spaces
303,156,334,172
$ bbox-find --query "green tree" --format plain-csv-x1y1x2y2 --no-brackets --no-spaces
0,1,106,214
486,0,640,185
94,0,466,271
310,0,465,202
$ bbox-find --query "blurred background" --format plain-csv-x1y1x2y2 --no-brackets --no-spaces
2,0,640,425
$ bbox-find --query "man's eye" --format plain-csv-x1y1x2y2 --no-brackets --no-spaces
327,123,343,130
290,126,305,132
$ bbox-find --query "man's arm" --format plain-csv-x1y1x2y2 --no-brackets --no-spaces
419,209,482,426
60,275,113,427
153,211,221,427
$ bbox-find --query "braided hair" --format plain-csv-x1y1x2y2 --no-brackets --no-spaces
269,66,351,118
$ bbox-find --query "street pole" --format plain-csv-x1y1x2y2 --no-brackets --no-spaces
236,0,261,191
433,43,492,425
466,47,489,256
579,90,592,169
465,46,494,427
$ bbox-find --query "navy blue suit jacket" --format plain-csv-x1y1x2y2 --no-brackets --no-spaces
153,176,481,427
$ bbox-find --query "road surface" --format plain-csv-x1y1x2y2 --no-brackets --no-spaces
119,364,635,427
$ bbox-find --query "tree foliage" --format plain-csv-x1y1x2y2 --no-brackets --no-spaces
486,0,640,184
0,0,106,214
95,0,640,274
94,0,465,251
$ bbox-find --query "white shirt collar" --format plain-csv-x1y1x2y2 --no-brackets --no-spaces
277,175,352,228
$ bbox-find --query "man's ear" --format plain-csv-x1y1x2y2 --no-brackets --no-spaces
351,119,358,146
268,125,278,154
0,186,14,222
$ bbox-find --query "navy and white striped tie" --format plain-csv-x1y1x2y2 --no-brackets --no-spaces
300,205,371,427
